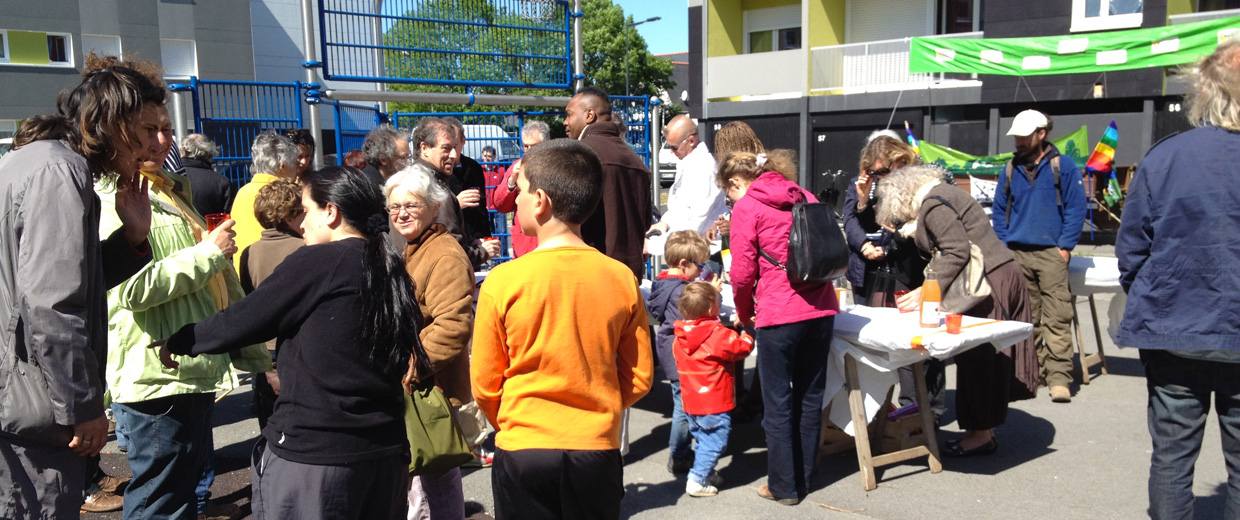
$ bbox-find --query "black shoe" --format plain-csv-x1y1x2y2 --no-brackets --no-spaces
667,457,693,474
943,437,998,457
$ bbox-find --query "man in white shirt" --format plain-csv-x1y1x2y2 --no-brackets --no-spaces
647,115,727,240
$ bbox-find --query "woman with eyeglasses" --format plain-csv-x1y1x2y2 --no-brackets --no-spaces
843,133,947,424
385,161,476,520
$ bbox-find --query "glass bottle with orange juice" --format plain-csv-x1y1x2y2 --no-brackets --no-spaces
919,269,942,328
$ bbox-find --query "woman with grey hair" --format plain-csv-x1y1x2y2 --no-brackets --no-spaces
180,134,236,217
231,130,299,272
384,162,474,520
875,164,1037,457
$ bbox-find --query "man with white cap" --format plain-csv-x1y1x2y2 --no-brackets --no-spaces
992,109,1087,403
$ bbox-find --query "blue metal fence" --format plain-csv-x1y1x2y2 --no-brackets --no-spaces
188,77,305,186
392,110,564,264
318,0,573,89
327,101,387,164
610,95,654,171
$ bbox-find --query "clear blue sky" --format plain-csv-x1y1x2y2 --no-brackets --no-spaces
617,0,689,55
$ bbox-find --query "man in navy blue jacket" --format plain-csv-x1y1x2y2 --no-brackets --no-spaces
992,110,1087,403
1117,41,1240,520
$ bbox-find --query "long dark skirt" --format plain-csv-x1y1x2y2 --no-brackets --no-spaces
954,260,1038,431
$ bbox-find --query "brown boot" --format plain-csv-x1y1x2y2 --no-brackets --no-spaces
81,490,123,513
97,474,130,494
1050,385,1072,403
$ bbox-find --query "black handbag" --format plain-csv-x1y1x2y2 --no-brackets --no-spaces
757,194,850,285
866,265,902,308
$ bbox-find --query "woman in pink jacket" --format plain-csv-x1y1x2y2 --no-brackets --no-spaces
720,151,838,506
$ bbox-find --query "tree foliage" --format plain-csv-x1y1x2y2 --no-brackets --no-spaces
382,0,673,115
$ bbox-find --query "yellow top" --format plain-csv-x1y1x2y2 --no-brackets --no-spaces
471,246,654,451
230,173,280,272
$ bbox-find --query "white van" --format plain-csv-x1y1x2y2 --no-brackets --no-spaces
462,124,521,163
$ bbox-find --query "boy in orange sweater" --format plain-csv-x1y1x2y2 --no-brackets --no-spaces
674,282,755,497
471,139,654,520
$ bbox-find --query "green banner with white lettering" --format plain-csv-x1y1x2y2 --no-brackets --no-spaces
919,126,1090,176
910,16,1240,76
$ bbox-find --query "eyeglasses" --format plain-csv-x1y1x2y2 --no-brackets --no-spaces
691,261,705,270
667,133,696,150
387,202,426,215
866,167,891,177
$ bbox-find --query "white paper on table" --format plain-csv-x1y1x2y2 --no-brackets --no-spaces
822,306,1034,435
645,233,668,256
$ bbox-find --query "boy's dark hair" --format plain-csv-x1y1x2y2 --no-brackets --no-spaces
678,281,719,320
254,179,305,231
521,138,603,224
664,230,709,266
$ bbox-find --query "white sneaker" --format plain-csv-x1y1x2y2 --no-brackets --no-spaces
686,478,719,497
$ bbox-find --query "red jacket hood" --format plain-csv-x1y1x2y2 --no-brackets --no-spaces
673,316,722,356
745,171,805,211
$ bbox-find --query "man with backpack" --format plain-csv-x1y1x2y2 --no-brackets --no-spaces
992,110,1087,403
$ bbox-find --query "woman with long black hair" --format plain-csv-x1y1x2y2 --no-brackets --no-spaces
151,165,430,519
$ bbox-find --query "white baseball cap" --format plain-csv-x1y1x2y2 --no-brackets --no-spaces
1006,110,1049,137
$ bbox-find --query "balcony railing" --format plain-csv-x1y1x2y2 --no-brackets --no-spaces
810,32,983,94
705,48,808,100
1169,8,1240,25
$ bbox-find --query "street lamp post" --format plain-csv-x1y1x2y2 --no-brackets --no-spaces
625,16,661,97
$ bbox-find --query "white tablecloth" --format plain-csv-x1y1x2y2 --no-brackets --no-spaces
823,306,1034,435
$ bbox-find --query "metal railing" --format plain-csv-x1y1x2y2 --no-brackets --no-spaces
1169,8,1240,25
810,32,983,94
318,0,573,88
188,77,306,186
325,101,387,164
611,95,655,171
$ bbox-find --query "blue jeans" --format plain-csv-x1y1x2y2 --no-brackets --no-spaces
1142,349,1240,520
687,412,731,485
113,401,216,514
757,315,833,499
115,393,215,520
668,382,692,462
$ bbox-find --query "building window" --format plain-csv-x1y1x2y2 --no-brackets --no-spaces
1072,0,1143,32
0,31,8,63
46,34,70,65
82,34,122,59
160,39,197,79
1198,0,1240,10
0,120,15,140
743,5,801,53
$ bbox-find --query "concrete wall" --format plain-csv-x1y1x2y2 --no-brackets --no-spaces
809,0,846,48
705,49,806,99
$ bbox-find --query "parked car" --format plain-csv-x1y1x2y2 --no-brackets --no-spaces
462,124,521,164
657,142,678,188
0,138,11,157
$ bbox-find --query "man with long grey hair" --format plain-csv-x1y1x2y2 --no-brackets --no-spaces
361,124,411,187
1117,40,1240,520
180,134,235,216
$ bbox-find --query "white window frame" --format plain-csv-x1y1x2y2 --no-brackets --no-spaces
743,5,802,54
0,30,10,64
1071,0,1144,32
160,38,198,80
45,32,73,67
81,34,122,60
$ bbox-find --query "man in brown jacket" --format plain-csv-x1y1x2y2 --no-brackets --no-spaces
565,86,654,279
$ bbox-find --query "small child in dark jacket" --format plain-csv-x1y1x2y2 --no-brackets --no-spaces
647,231,713,475
674,281,754,497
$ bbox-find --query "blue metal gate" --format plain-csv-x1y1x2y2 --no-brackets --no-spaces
610,95,656,171
325,101,387,164
185,77,305,186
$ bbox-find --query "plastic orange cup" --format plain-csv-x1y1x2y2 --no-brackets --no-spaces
205,213,230,232
894,290,912,312
946,313,963,334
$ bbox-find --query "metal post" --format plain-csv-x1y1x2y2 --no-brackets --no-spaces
301,0,324,169
625,28,631,97
373,0,388,113
170,89,189,144
324,89,573,107
650,99,661,207
573,0,584,92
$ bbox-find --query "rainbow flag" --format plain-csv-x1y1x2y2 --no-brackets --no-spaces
904,121,920,154
1085,120,1118,173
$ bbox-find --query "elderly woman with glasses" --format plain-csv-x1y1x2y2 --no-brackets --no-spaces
384,161,475,520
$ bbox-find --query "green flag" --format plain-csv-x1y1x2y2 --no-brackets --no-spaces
919,126,1090,176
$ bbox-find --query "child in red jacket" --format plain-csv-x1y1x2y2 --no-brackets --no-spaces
673,281,755,497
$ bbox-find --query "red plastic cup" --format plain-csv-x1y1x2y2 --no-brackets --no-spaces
894,290,912,312
946,313,963,334
205,213,230,232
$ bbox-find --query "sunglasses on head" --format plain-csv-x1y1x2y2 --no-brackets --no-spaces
866,167,891,177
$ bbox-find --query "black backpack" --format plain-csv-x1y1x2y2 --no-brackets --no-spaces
757,192,850,285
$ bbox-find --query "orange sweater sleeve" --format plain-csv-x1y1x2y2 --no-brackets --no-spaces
617,279,654,410
470,280,508,430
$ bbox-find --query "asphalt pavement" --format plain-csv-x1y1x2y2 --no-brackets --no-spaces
87,268,1233,520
